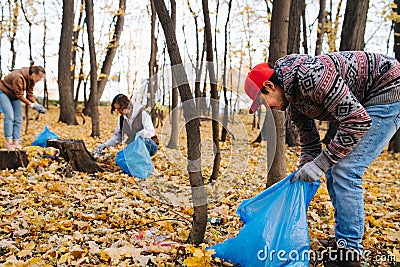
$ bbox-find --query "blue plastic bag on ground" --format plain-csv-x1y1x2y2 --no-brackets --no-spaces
115,134,154,178
31,125,59,147
211,172,320,267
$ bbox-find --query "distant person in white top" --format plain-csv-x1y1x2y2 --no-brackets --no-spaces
94,94,159,156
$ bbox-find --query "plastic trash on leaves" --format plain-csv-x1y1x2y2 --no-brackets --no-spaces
115,134,154,178
31,125,60,148
211,172,320,267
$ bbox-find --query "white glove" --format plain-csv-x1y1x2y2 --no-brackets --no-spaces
291,161,324,182
93,144,106,157
31,103,46,114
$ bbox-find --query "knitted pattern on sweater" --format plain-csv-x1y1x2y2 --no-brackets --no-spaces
274,51,400,170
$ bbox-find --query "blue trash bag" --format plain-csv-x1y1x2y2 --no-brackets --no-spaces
31,125,59,147
211,172,320,267
115,134,154,178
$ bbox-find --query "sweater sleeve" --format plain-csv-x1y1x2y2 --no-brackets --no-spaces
103,121,123,148
298,58,372,171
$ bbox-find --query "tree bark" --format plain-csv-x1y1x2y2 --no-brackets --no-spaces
42,0,49,108
390,0,400,153
284,0,304,147
71,0,85,108
315,0,326,55
0,150,28,170
84,0,126,116
9,0,18,70
58,0,78,125
152,0,206,245
149,0,158,124
47,139,104,174
202,0,221,181
323,0,369,144
339,0,369,51
166,0,179,149
220,0,232,142
187,0,203,118
85,0,100,137
20,0,33,135
287,0,303,55
266,0,290,187
0,5,3,78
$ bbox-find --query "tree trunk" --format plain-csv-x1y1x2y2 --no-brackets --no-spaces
153,0,206,246
58,0,77,125
84,0,126,116
202,0,221,181
71,0,85,108
0,5,3,78
85,0,100,137
9,0,18,70
315,0,326,55
20,0,33,135
220,0,233,142
42,0,49,108
47,139,103,175
149,0,158,124
323,0,369,144
390,0,400,153
287,0,303,54
339,0,369,51
266,0,290,187
166,0,179,149
187,0,204,118
0,150,28,170
301,8,308,54
284,0,304,147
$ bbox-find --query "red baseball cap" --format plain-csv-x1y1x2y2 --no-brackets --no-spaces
244,62,275,114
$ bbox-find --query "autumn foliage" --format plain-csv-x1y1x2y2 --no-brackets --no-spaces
0,106,399,266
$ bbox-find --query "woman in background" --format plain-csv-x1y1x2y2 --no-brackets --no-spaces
0,61,46,150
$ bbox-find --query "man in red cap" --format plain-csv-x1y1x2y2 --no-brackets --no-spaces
245,51,400,267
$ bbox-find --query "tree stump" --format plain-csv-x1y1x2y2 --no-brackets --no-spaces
47,139,104,174
0,150,28,170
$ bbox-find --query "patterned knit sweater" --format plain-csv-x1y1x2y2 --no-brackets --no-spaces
274,51,400,171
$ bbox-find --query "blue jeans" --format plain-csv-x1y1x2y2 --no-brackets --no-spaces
0,90,23,141
325,102,400,252
144,138,158,156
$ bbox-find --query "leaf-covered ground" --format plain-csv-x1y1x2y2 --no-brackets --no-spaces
0,106,399,266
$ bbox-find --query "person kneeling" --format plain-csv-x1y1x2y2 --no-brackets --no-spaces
94,94,159,156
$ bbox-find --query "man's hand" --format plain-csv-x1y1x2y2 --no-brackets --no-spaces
31,103,47,114
291,161,324,182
